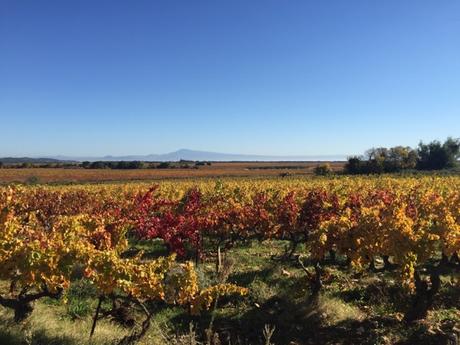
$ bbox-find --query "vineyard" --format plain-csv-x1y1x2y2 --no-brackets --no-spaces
0,162,345,184
0,176,459,345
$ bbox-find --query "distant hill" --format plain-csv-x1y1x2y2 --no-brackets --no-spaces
0,157,76,164
46,149,347,162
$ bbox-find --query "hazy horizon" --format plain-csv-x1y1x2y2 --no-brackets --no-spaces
1,148,349,162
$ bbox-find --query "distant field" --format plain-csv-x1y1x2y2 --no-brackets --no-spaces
0,161,345,184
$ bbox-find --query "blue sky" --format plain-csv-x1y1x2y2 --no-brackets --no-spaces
1,0,459,157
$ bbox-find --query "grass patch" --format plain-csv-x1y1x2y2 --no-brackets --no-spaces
0,239,459,345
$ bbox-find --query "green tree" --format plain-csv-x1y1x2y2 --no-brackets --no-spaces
344,156,365,174
386,146,418,172
417,137,460,170
157,162,171,169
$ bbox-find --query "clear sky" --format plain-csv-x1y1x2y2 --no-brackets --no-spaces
1,0,459,157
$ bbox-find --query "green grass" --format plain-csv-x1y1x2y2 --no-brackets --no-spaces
1,240,459,345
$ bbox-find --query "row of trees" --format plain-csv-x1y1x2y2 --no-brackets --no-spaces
0,161,213,170
0,162,80,169
81,160,211,169
345,137,460,174
81,161,146,169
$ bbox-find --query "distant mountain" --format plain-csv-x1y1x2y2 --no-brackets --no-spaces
0,157,76,164
152,149,346,162
45,149,347,162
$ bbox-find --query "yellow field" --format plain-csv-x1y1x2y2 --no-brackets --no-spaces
0,161,344,184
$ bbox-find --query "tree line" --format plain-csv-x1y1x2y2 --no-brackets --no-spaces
0,160,212,169
81,160,211,169
345,137,460,174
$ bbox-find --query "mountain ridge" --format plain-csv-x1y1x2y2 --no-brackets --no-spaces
0,157,77,164
3,149,348,163
46,149,347,162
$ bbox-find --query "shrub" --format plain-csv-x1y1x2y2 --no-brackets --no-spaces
25,176,40,184
158,162,171,169
314,164,332,176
